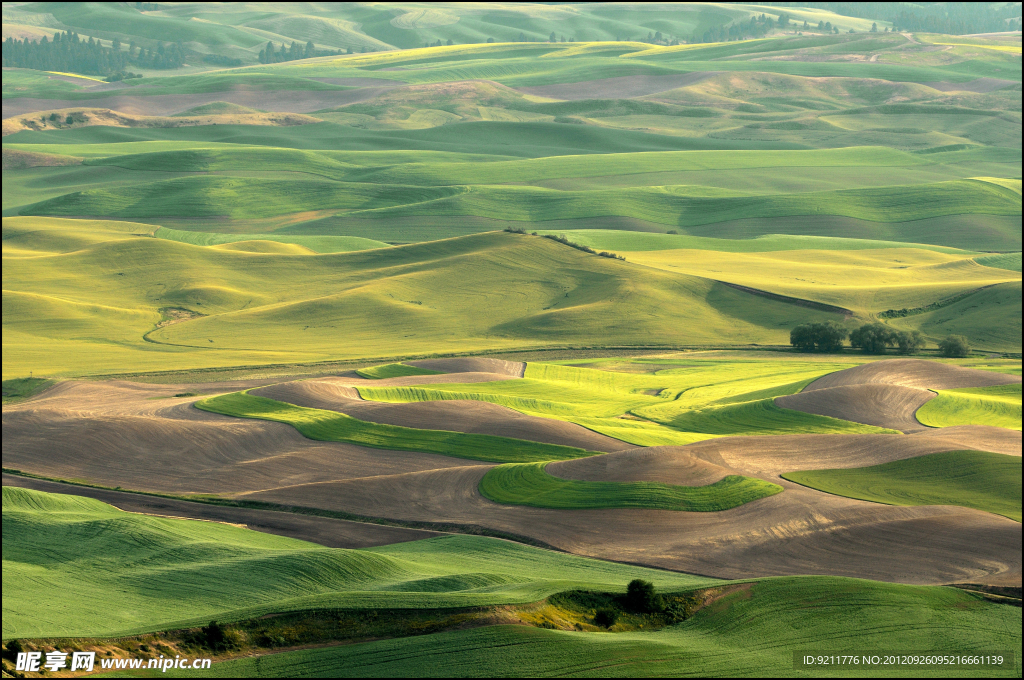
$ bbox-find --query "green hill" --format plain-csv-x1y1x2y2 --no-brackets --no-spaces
3,223,859,379
783,450,1022,521
151,579,1021,678
2,486,717,639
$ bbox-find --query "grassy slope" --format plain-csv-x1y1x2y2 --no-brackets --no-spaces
479,462,782,511
158,579,1021,678
4,226,860,379
618,246,1022,318
783,450,1022,522
534,230,977,254
154,227,390,254
916,384,1022,430
357,361,893,444
356,363,443,379
2,486,716,639
196,392,596,463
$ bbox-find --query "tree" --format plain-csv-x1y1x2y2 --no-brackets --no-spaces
938,335,970,358
304,40,314,58
626,579,663,613
550,31,556,43
486,37,495,43
446,38,453,46
871,22,878,32
790,321,847,353
850,323,899,354
594,608,617,627
203,620,225,650
895,330,925,354
654,31,663,42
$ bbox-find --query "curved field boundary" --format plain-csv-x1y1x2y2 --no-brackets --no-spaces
782,450,1021,522
196,392,598,463
916,384,1022,430
479,462,782,511
713,280,852,317
356,363,443,380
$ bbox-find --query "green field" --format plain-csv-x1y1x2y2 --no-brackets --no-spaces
916,384,1022,430
479,462,782,511
9,223,888,379
356,362,443,379
196,392,597,463
2,486,717,639
153,227,389,254
356,361,894,444
151,579,1022,678
783,450,1022,522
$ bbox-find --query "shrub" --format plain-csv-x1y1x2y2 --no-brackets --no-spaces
849,323,899,354
895,330,925,354
626,579,663,613
203,620,226,650
790,321,847,352
594,607,618,627
2,639,23,661
503,226,526,234
938,334,970,358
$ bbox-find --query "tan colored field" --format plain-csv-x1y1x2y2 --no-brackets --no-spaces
778,359,1021,431
622,248,1022,315
777,384,935,432
803,358,1023,390
246,427,1021,585
4,374,1019,585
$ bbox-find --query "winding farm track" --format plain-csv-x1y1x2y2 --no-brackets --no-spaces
778,359,1021,431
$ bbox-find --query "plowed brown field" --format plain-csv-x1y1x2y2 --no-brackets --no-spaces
780,359,1020,431
4,369,1020,585
803,358,1021,391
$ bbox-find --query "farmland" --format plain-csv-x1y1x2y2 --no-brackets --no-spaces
2,3,1022,677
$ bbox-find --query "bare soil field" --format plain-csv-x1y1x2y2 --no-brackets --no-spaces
245,452,1020,585
513,72,719,100
1,473,438,548
802,358,1021,391
4,374,1019,585
1,381,472,495
776,384,935,432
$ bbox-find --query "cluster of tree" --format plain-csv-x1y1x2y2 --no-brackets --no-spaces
2,32,184,76
791,322,973,356
772,2,1020,35
849,323,925,354
425,39,453,48
690,13,792,44
135,2,160,10
257,41,347,63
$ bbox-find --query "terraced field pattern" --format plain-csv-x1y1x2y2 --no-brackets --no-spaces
2,3,1022,677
